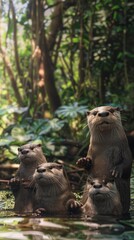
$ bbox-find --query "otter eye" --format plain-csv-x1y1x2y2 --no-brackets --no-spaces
105,178,114,185
92,111,98,116
30,146,35,150
87,111,90,116
109,108,114,113
49,166,53,170
56,165,63,169
88,177,93,184
37,143,42,147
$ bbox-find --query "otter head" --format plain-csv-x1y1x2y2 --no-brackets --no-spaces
87,106,121,133
86,177,118,202
33,162,69,190
84,176,122,216
18,143,46,165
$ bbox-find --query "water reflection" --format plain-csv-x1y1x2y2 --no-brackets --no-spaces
0,213,133,239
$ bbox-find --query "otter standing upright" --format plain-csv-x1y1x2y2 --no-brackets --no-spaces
77,106,132,214
10,143,47,213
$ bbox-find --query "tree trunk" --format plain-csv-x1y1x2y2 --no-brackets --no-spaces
0,44,24,106
10,0,25,88
40,32,61,112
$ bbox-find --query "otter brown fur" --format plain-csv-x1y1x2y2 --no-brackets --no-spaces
77,106,132,214
33,162,80,215
82,177,122,216
10,143,47,213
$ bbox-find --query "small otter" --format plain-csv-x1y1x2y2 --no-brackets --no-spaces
10,143,47,213
33,162,80,215
77,106,132,214
82,177,122,216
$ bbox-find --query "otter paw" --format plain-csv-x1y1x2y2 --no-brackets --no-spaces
33,208,46,216
9,178,20,190
66,199,82,213
111,165,123,178
76,157,92,170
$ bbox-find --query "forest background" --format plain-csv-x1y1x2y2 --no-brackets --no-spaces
0,0,134,164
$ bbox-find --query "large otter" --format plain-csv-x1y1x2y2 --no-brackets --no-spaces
10,143,47,213
77,106,132,214
82,177,122,216
33,162,81,215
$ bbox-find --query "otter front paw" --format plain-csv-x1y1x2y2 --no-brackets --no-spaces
9,178,20,190
33,208,46,216
111,164,123,178
66,199,82,213
76,157,92,170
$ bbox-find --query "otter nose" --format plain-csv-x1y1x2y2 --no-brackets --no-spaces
21,149,30,154
98,111,109,117
37,167,46,173
93,183,102,189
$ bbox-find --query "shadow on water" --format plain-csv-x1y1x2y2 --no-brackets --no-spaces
0,167,134,239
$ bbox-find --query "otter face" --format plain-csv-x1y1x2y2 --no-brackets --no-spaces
33,163,65,186
87,106,121,132
18,143,43,164
86,177,117,201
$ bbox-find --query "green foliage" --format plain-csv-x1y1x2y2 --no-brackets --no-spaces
0,0,134,162
0,106,67,160
55,102,88,119
0,101,89,161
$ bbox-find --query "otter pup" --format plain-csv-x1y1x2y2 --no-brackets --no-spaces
77,106,132,214
82,177,122,216
10,143,47,213
33,162,81,215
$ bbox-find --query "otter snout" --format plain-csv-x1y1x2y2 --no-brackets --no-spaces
37,166,46,173
93,183,102,189
21,149,30,155
98,111,109,117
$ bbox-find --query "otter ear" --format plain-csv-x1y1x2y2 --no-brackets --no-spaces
87,111,90,116
115,107,120,112
115,107,125,113
18,147,21,152
87,176,93,183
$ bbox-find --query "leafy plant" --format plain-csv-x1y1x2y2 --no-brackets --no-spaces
55,102,88,119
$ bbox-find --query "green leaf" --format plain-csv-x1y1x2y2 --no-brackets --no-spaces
55,103,88,119
0,137,14,147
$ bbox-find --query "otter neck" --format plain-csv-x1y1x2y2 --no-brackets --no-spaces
36,179,69,197
91,196,117,214
90,125,127,146
19,162,38,179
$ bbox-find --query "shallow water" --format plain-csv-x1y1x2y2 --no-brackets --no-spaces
0,213,134,240
0,167,134,240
